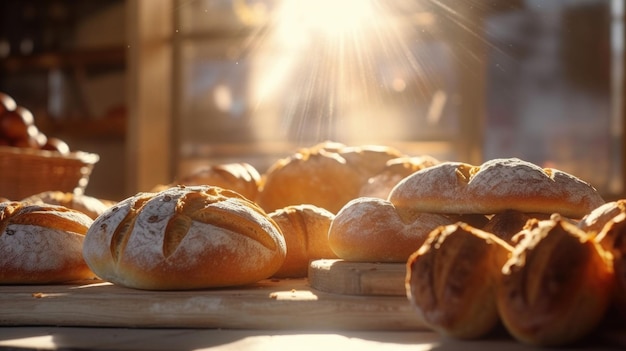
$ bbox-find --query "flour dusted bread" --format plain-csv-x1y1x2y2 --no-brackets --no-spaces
256,141,403,213
22,191,112,220
389,158,604,219
82,185,286,290
0,201,95,284
328,197,454,262
497,215,613,346
269,204,337,278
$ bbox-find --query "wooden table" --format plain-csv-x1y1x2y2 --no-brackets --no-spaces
0,264,624,350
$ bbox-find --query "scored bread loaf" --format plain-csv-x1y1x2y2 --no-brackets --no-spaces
406,222,513,339
497,215,613,346
82,185,286,290
389,158,605,219
268,204,337,278
0,201,95,284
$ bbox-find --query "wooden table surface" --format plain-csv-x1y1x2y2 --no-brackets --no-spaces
0,265,624,350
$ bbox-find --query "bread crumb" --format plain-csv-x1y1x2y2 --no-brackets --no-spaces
32,292,44,298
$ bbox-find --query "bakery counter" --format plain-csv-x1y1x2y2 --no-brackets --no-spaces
0,276,625,350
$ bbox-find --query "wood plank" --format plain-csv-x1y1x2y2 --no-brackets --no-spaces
0,278,424,331
308,259,407,296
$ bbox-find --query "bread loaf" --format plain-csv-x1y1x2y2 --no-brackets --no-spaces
257,142,404,213
22,191,112,220
389,158,605,219
268,204,337,278
328,197,454,262
497,215,613,346
406,222,513,339
0,201,95,284
82,185,286,290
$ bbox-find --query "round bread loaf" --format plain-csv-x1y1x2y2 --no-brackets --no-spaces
328,197,454,262
256,142,404,214
389,158,605,219
0,201,95,284
268,204,337,278
82,185,286,290
406,222,513,339
497,215,613,346
22,191,112,220
154,162,261,201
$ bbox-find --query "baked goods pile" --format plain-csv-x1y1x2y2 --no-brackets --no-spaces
395,160,620,346
0,140,623,346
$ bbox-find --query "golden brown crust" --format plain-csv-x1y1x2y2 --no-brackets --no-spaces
328,197,454,262
0,201,95,284
83,185,286,290
268,204,337,278
257,142,403,214
497,215,614,346
389,158,605,219
406,222,513,339
21,191,112,220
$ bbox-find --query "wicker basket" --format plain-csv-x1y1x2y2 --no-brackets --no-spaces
0,146,100,200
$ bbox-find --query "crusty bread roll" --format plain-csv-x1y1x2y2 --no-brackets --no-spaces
256,141,404,214
328,197,454,262
389,158,605,219
406,222,513,339
22,191,112,220
268,204,337,278
82,185,286,290
497,214,613,346
152,162,261,201
0,201,95,284
359,155,440,199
